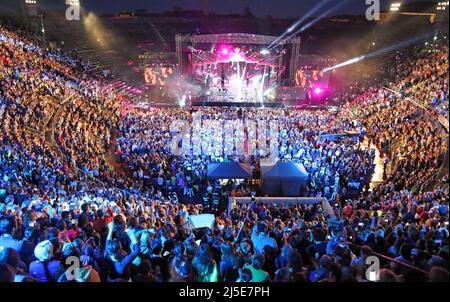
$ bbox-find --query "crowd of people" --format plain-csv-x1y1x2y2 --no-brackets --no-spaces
389,40,449,122
349,88,447,188
0,25,449,282
115,107,374,204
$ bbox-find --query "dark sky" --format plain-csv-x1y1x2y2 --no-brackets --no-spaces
30,0,436,18
80,0,387,17
0,0,437,18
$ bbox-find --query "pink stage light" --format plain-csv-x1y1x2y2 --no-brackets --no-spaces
229,53,245,62
312,86,325,96
221,48,229,55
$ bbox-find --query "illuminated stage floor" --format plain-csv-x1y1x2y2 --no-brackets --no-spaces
190,100,285,107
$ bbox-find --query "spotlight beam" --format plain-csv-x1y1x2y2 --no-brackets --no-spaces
268,0,331,49
273,0,351,48
323,56,365,72
324,32,436,72
259,65,267,104
299,0,350,33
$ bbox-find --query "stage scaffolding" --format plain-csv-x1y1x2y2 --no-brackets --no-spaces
175,33,301,84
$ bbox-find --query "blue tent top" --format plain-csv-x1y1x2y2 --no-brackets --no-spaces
262,162,308,180
207,162,253,179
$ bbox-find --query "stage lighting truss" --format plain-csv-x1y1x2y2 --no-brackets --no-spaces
260,49,270,55
25,0,37,4
176,33,301,83
177,33,300,46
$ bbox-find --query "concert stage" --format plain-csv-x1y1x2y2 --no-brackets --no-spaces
190,100,285,108
139,33,333,108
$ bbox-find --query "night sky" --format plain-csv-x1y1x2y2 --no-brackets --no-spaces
30,0,437,18
81,0,388,17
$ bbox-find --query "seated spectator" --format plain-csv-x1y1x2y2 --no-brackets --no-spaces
428,266,449,282
0,216,22,252
29,240,64,282
244,254,270,282
134,260,156,282
0,264,14,282
236,268,252,282
104,221,140,281
192,243,218,282
379,269,399,282
251,221,278,255
0,248,36,282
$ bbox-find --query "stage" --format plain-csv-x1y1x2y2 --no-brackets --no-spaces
137,33,334,108
190,100,285,108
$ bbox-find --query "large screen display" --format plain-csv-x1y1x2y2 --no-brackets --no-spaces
144,66,174,86
294,69,330,89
